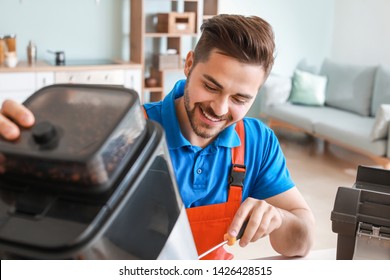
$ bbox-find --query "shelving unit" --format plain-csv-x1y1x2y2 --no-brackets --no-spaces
203,0,219,21
130,0,218,103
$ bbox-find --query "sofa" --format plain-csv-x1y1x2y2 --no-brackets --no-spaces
257,59,390,168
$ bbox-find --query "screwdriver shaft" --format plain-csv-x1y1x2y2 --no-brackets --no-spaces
198,240,228,259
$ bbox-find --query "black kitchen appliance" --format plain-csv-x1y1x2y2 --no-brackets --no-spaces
331,165,390,260
47,50,66,66
0,84,197,259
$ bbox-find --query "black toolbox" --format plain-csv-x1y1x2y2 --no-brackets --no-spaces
331,165,390,259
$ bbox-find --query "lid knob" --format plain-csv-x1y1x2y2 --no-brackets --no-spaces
32,121,57,145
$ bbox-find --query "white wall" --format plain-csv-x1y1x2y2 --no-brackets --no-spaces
2,1,388,73
219,0,335,76
0,0,127,62
331,0,390,66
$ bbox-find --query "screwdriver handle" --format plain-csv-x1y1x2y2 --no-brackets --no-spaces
236,220,248,240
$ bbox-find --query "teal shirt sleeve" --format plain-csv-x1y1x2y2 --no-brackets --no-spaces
242,118,295,200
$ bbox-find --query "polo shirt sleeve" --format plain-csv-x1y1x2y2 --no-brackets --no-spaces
244,118,295,200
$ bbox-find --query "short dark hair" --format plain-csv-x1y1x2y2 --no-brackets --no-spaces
193,14,275,76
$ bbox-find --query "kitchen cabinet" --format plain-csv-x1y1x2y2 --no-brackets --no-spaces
36,72,55,89
54,68,142,99
0,72,36,104
0,71,54,105
55,69,126,85
124,69,142,97
0,72,35,92
0,62,143,104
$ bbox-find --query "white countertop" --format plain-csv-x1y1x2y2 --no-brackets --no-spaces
257,248,336,260
0,60,142,73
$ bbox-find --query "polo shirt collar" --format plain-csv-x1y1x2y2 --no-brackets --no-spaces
161,80,241,150
161,80,189,149
215,123,241,148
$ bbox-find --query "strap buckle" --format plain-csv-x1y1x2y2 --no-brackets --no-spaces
229,164,246,187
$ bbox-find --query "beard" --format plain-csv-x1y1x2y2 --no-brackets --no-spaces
183,78,232,139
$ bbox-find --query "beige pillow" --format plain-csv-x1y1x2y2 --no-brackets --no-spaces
370,104,390,141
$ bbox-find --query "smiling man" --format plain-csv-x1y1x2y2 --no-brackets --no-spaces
143,14,315,260
178,51,263,146
0,14,315,260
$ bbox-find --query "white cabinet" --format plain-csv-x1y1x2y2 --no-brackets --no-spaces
0,72,36,104
0,66,142,105
0,72,55,105
55,69,126,85
36,72,54,89
124,69,142,98
55,68,142,99
0,72,35,91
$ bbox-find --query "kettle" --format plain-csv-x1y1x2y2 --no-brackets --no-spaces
48,50,65,66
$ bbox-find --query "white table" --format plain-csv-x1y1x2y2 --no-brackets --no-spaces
257,248,336,260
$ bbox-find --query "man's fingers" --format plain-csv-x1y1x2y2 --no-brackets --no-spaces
1,99,35,127
228,199,256,246
0,100,35,140
230,198,284,247
0,115,20,140
250,210,273,242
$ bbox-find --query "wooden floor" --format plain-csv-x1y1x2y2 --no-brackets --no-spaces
227,129,379,260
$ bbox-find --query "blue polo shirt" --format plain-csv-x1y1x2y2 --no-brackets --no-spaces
143,80,295,208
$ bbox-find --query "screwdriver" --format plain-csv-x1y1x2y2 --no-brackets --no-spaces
198,220,248,259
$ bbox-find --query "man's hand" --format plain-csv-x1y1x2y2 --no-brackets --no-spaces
228,197,283,247
0,99,35,140
228,187,315,257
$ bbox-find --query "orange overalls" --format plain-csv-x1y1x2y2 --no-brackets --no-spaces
187,120,246,260
143,108,246,260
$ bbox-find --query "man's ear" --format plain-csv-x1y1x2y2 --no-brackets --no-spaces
184,51,194,77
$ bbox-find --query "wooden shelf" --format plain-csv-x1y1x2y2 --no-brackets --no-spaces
161,67,185,72
150,91,164,102
145,33,198,38
130,0,219,103
151,0,199,2
204,0,218,15
202,15,215,20
144,86,163,92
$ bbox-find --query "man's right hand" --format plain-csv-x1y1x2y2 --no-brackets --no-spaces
0,100,35,140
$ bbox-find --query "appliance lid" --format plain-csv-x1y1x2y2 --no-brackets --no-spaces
0,84,146,192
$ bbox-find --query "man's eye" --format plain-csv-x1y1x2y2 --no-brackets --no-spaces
232,97,247,105
204,84,218,92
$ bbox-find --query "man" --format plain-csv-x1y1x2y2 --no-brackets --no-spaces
0,14,315,260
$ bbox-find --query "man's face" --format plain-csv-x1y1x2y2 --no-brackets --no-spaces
183,50,267,140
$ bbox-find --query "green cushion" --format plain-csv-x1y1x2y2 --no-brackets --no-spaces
289,69,327,106
370,104,390,141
